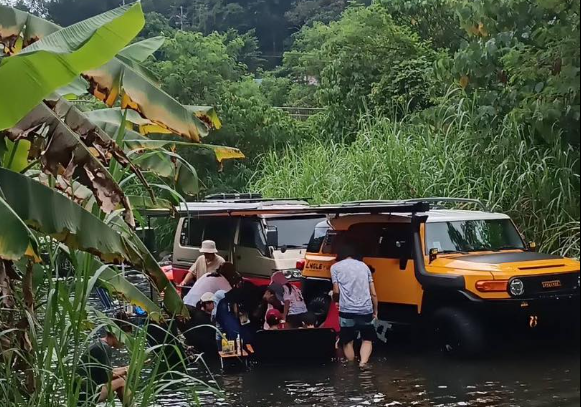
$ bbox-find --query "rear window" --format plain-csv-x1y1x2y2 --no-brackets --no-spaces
307,224,330,253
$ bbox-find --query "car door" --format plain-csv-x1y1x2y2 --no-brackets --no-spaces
364,223,423,313
234,218,274,280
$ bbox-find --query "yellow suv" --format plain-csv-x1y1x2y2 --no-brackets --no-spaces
302,199,580,357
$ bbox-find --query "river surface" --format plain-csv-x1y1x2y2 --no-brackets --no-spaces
154,339,579,407
97,276,580,407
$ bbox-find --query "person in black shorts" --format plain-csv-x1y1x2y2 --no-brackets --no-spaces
331,246,379,367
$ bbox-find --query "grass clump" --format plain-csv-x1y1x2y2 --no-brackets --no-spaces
252,109,580,258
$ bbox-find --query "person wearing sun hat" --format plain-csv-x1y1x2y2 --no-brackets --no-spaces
181,240,226,287
181,292,219,356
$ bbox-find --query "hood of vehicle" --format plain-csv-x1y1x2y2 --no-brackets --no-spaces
431,251,580,279
272,247,306,269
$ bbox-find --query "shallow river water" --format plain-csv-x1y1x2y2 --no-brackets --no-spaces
100,277,580,407
153,338,579,407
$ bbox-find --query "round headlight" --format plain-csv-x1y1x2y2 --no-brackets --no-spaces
283,270,293,279
292,269,303,279
510,278,525,296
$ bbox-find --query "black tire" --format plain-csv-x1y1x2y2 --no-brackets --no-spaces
431,307,486,358
308,295,331,327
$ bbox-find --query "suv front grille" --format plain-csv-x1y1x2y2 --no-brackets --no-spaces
509,272,580,298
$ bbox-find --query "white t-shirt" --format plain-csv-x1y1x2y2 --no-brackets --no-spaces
183,273,232,307
284,285,308,316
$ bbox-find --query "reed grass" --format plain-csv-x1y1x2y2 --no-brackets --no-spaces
252,107,580,258
1,241,210,407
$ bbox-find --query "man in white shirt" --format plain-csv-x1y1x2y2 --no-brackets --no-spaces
181,240,225,287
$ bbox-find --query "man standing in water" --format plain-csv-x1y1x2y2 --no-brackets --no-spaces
331,245,378,367
181,240,225,287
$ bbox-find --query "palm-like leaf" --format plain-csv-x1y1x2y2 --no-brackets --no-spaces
0,196,38,261
0,168,186,316
85,108,244,163
0,3,145,130
3,102,136,226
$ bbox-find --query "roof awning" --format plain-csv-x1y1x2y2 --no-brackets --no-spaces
143,201,430,218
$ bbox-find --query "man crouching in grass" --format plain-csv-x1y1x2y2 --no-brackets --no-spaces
77,312,133,406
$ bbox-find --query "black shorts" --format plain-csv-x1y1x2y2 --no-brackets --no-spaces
339,314,377,345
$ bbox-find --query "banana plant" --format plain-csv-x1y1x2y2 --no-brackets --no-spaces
0,168,184,317
0,5,216,142
0,3,145,130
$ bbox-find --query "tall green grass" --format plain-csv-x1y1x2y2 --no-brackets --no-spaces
1,243,211,407
252,108,580,258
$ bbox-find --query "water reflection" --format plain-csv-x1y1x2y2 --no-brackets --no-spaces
187,344,579,407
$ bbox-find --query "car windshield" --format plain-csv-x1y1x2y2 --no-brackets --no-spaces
268,217,327,248
425,219,525,253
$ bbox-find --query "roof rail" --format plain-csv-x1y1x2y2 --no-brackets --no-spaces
403,197,489,212
341,200,401,206
204,193,311,204
205,193,263,201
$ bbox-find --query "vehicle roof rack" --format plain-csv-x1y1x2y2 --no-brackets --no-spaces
204,193,311,204
403,198,489,212
205,193,263,200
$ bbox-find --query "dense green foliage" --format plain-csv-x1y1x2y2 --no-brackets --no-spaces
252,103,580,257
8,0,580,253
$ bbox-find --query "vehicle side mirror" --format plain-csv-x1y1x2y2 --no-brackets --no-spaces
429,248,439,263
266,225,279,248
529,241,537,252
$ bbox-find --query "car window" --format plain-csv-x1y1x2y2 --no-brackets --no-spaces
180,218,206,247
203,218,237,250
377,224,412,259
239,219,268,255
327,223,383,258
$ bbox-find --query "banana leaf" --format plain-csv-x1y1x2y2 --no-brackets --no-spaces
128,195,174,211
0,3,145,130
57,36,165,98
2,138,31,173
130,149,199,196
0,168,186,316
5,103,135,227
0,4,59,53
44,94,152,200
76,253,162,320
118,35,165,62
83,55,210,142
84,109,244,163
0,195,38,261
